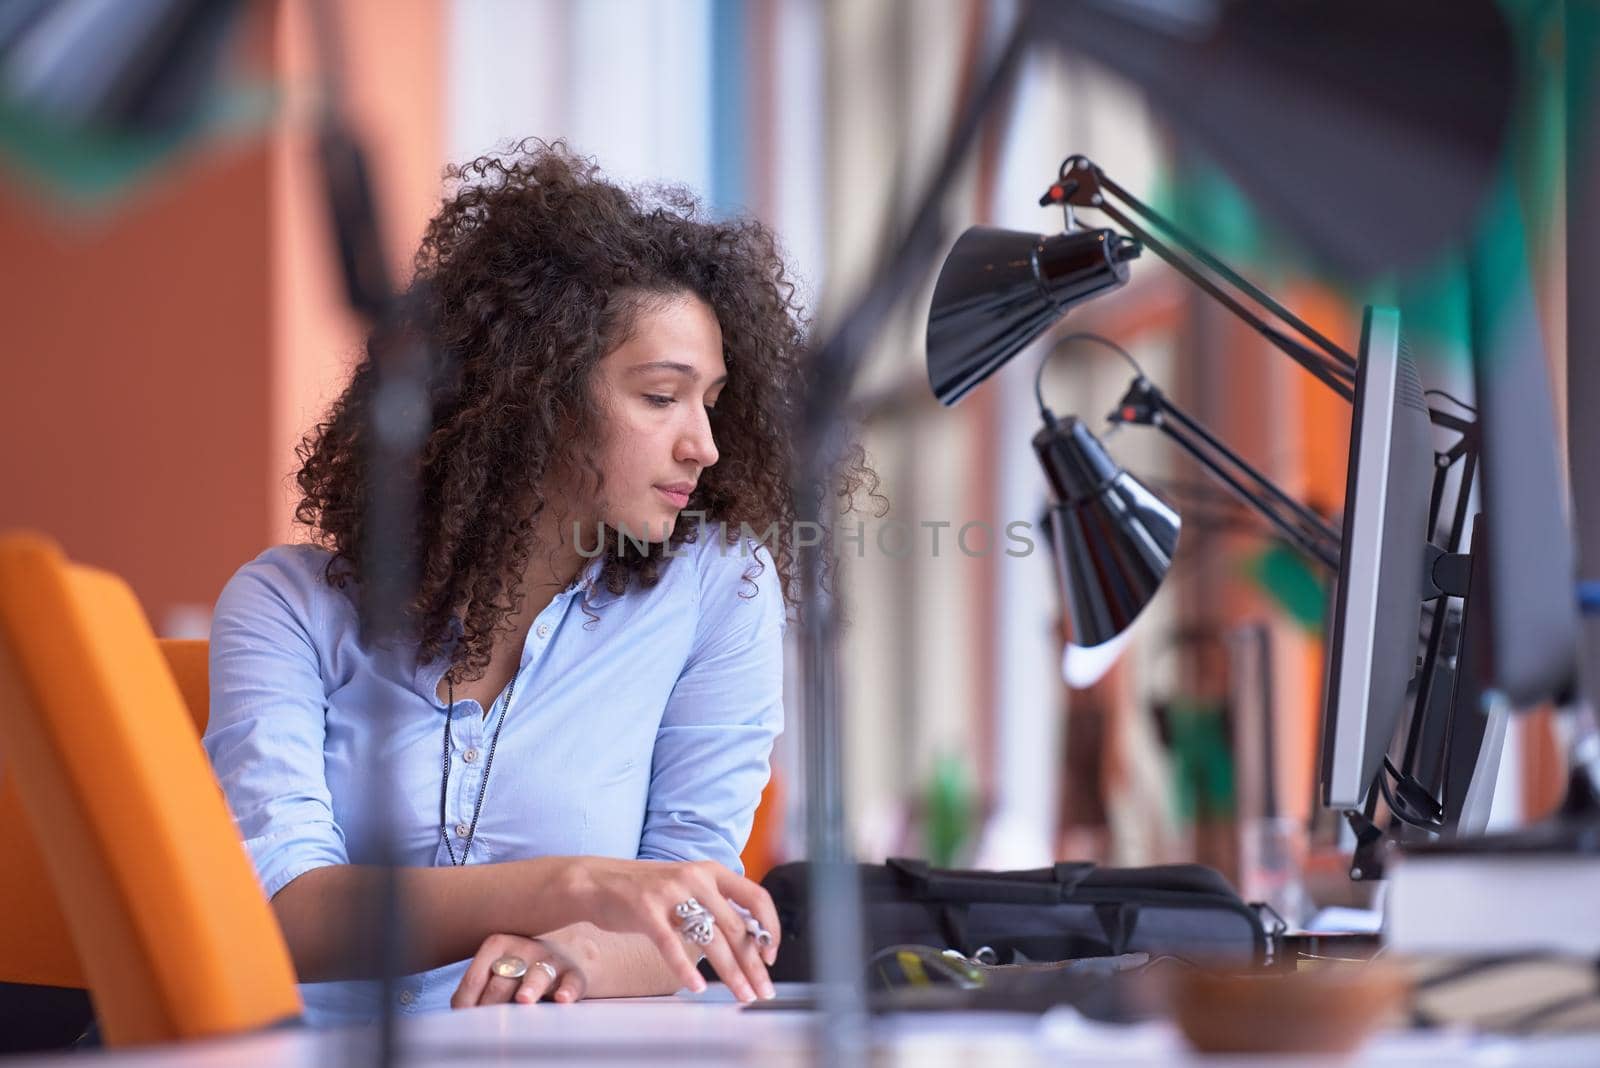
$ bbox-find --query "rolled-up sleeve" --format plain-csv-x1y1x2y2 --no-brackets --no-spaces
204,550,348,900
637,542,786,872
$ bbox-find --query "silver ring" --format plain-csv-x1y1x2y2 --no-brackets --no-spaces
730,902,774,948
674,897,716,946
532,960,559,982
490,955,529,980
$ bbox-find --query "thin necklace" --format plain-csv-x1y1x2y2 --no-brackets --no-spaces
439,673,515,866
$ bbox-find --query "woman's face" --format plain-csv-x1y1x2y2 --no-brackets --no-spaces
587,292,726,541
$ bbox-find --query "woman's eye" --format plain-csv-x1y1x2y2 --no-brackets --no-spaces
644,394,674,408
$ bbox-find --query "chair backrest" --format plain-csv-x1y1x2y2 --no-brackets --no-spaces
159,638,211,733
0,533,300,1045
0,638,214,992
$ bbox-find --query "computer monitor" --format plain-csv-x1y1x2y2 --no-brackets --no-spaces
1437,520,1511,834
1319,306,1437,810
1390,239,1585,845
1403,518,1509,835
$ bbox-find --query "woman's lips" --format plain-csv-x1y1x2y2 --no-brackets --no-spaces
655,486,691,508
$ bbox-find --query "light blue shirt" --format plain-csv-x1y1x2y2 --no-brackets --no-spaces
202,530,785,1026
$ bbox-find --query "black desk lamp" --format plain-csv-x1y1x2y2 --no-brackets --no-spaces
928,157,1354,651
931,157,1358,405
1032,406,1180,649
926,225,1141,406
925,160,1510,878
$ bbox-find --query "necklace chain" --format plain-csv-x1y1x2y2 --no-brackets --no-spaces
439,672,516,866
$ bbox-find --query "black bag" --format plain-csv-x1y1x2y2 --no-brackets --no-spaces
762,857,1267,982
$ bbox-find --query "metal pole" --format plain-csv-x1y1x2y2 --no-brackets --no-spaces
307,8,418,1065
793,14,1031,1062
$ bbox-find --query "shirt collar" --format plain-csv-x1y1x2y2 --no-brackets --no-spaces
573,555,623,610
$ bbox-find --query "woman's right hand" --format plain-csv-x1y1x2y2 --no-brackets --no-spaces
560,858,780,1002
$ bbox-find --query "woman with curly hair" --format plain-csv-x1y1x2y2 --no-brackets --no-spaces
202,142,859,1024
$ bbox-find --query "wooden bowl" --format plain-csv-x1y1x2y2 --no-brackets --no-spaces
1169,962,1409,1055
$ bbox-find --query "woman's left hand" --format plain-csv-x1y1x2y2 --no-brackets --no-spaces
451,931,588,1008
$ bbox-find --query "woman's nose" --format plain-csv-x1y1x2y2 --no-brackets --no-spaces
676,408,719,468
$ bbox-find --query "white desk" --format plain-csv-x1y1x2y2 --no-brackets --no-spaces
11,985,1600,1066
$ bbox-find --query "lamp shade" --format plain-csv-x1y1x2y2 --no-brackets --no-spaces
1035,417,1180,648
927,225,1139,406
1061,628,1133,689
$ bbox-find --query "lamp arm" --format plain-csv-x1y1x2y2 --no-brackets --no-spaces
1117,378,1343,571
1091,163,1357,374
1046,157,1357,402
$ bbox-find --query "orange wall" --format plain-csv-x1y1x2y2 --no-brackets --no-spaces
1282,284,1357,825
0,145,276,632
0,0,442,631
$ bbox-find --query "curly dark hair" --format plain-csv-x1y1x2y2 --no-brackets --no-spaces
293,141,874,681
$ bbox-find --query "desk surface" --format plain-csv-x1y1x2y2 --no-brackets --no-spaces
11,985,1600,1067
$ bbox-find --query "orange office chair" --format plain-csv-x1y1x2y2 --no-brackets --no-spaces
739,772,783,883
158,638,211,733
0,638,213,994
0,533,300,1045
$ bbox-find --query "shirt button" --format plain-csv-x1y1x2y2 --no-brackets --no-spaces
463,747,479,764
398,990,415,1006
454,822,470,838
536,623,550,639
